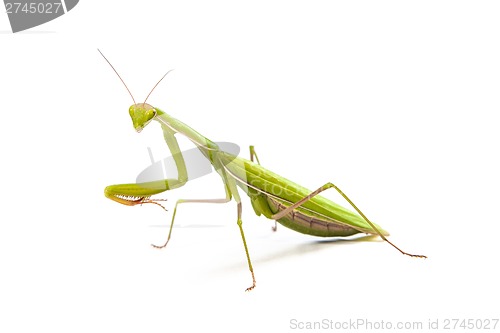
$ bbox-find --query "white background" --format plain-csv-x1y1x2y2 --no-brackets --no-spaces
1,1,499,332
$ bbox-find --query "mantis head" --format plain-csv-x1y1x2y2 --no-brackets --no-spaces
129,103,156,133
98,49,173,133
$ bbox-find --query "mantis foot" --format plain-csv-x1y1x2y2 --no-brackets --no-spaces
245,272,257,292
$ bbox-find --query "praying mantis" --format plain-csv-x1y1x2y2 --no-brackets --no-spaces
100,50,426,291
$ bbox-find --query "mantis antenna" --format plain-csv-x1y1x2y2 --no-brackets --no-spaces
143,69,175,106
97,49,137,105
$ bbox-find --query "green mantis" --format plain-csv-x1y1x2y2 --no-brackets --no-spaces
100,50,426,291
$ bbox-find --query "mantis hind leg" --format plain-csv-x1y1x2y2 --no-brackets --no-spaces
271,182,427,259
249,145,278,232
